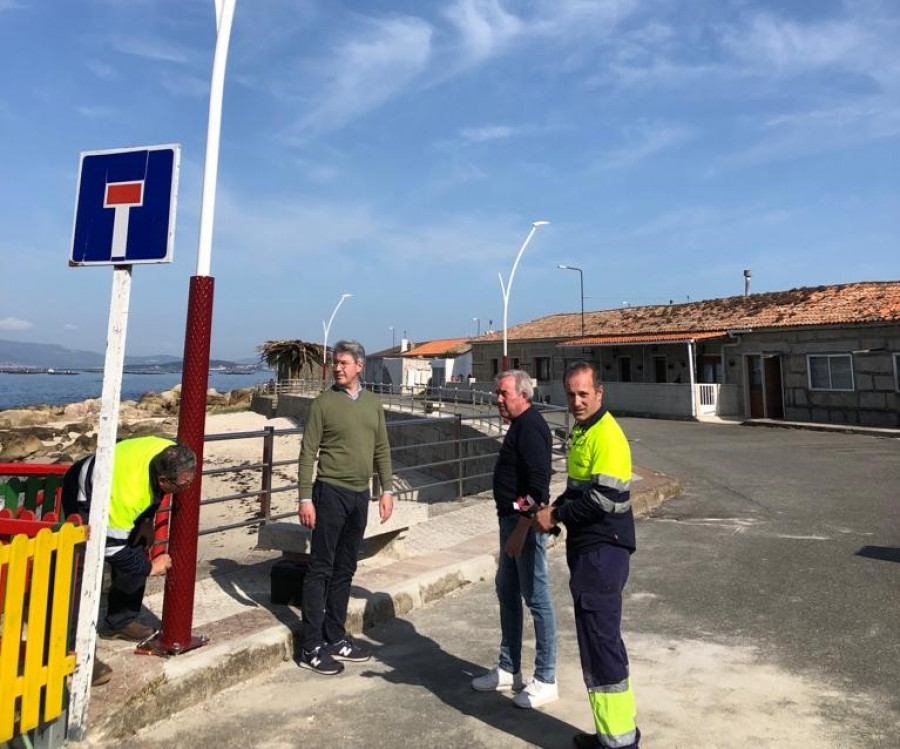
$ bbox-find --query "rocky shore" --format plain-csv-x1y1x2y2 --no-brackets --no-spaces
0,386,256,463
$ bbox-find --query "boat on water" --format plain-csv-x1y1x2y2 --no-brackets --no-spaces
47,368,79,375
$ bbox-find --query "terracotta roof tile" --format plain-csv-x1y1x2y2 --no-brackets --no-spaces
479,281,900,342
403,338,471,357
561,331,728,346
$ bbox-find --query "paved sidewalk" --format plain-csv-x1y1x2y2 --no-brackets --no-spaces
81,466,680,743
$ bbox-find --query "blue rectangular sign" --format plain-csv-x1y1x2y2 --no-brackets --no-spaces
70,144,181,266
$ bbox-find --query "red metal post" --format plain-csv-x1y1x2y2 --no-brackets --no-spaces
156,275,214,654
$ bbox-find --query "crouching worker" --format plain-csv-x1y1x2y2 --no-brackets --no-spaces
61,436,197,686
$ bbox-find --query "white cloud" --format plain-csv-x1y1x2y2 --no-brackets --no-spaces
160,71,209,97
442,0,524,65
64,323,78,331
283,16,433,139
597,122,692,169
76,105,117,118
111,36,192,64
459,124,515,143
86,59,117,81
0,317,34,331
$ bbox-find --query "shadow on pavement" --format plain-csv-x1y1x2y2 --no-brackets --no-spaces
855,545,900,563
359,607,579,749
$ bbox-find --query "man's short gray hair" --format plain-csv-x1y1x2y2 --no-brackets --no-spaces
334,339,365,364
151,444,197,481
494,369,534,400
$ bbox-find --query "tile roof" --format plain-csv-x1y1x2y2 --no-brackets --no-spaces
403,338,472,358
478,281,900,342
561,331,728,346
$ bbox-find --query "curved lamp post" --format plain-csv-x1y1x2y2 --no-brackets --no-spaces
322,293,352,382
557,264,585,337
499,221,549,370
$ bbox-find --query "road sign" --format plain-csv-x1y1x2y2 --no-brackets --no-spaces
70,144,181,266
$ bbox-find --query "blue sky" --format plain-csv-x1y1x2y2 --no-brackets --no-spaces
1,0,897,360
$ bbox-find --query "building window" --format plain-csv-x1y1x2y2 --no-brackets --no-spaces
491,358,499,377
534,357,551,380
512,357,520,370
894,353,900,392
807,354,854,391
618,356,632,383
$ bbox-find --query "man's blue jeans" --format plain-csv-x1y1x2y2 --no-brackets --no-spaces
496,514,557,683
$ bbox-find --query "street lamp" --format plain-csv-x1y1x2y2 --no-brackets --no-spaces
557,264,585,337
322,292,352,381
499,221,550,370
473,317,480,337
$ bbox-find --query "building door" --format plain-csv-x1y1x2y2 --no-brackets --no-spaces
763,355,784,419
618,356,632,382
653,356,667,383
747,355,764,418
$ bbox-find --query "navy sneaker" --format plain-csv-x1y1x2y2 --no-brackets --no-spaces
299,646,345,675
325,636,371,662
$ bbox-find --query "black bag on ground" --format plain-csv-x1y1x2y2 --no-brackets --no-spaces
270,559,308,605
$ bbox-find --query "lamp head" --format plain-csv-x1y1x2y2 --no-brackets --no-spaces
532,220,550,228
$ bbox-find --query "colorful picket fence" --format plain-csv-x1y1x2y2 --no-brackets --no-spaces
0,521,87,742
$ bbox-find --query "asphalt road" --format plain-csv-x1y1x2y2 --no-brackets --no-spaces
128,420,899,748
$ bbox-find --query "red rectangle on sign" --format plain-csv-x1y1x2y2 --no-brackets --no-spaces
106,182,143,205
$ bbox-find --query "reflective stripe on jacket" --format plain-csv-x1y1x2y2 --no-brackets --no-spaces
558,409,636,552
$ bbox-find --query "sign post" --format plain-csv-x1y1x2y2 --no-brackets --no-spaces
66,144,180,741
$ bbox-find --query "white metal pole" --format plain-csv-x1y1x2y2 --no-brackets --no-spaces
499,221,548,367
67,266,132,741
195,0,236,277
323,293,351,371
687,340,697,418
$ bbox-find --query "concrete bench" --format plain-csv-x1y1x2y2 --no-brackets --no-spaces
257,500,428,562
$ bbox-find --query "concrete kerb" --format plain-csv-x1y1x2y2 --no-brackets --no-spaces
82,470,681,743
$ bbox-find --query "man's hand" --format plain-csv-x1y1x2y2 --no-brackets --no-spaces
379,492,394,523
532,506,557,534
299,501,316,529
505,516,531,557
149,553,172,576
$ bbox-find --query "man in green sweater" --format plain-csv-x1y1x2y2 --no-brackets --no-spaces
297,339,393,675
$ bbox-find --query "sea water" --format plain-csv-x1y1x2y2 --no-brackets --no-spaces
0,371,269,410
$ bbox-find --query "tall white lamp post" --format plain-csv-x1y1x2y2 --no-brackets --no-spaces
473,317,480,337
499,221,549,370
557,264,585,337
322,292,352,382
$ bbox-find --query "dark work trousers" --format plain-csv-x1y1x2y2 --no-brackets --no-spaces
567,543,631,690
104,513,156,630
300,481,370,651
104,566,147,630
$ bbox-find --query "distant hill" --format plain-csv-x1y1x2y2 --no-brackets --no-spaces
0,339,262,371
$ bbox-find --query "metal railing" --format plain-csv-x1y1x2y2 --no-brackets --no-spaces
195,403,569,538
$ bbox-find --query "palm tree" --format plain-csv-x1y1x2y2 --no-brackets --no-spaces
257,340,326,382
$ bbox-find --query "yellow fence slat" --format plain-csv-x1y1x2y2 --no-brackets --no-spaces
21,528,54,733
45,522,85,720
0,534,31,743
0,523,87,743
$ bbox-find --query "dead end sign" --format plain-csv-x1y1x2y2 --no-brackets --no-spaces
70,144,181,266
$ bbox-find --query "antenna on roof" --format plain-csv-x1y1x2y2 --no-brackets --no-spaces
744,268,752,296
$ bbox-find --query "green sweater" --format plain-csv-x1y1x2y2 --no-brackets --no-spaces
298,387,393,498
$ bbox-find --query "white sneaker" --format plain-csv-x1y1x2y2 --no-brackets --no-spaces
513,677,559,709
471,666,524,692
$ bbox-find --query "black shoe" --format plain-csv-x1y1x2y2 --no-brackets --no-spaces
99,620,155,642
326,636,371,663
572,733,598,749
299,646,345,675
